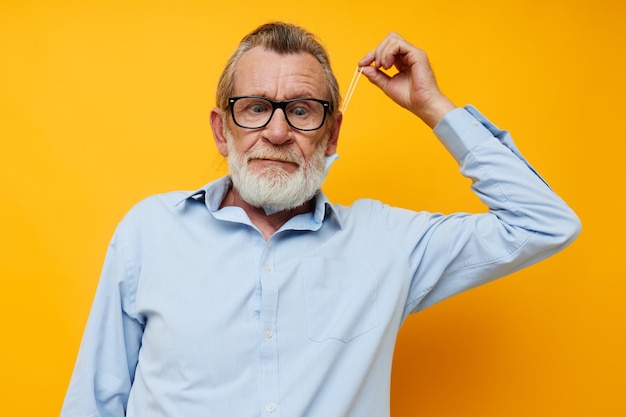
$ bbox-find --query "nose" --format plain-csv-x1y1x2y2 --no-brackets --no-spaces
263,109,292,145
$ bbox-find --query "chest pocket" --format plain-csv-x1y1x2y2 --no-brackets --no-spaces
301,257,379,343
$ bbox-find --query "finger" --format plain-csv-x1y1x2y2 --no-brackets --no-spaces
360,65,392,91
360,33,415,73
359,32,399,69
374,35,399,69
378,35,414,70
358,50,376,68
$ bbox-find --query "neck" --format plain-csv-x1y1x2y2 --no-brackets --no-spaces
220,186,314,240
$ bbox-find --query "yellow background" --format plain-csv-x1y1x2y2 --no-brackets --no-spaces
1,0,624,415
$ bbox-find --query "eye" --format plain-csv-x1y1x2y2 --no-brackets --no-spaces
288,101,312,118
248,101,271,114
292,106,309,116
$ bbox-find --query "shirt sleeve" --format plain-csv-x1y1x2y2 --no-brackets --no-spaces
60,222,144,417
399,106,581,316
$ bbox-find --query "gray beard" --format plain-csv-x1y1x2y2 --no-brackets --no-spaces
225,131,327,214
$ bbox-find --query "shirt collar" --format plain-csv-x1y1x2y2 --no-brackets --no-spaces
176,176,343,229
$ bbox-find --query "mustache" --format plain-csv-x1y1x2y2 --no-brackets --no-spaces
245,146,302,166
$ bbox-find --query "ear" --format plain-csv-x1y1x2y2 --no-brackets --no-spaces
210,108,229,157
324,112,343,156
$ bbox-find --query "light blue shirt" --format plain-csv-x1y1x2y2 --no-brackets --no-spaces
61,106,580,417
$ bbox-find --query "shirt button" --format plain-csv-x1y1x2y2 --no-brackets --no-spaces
263,263,271,272
266,402,277,413
263,328,273,338
471,119,479,126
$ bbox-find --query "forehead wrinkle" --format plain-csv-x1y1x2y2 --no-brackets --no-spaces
232,48,327,100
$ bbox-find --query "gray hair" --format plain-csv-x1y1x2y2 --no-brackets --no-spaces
216,22,341,119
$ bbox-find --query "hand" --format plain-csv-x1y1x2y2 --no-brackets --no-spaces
359,33,456,128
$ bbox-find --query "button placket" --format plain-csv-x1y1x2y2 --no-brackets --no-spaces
259,242,280,416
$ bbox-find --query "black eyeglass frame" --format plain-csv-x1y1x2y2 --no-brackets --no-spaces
227,96,331,132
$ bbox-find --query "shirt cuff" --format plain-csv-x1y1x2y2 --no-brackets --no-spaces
433,105,494,162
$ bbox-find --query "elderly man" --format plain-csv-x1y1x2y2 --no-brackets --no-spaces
61,22,580,417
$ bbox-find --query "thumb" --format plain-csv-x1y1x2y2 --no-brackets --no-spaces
360,66,392,95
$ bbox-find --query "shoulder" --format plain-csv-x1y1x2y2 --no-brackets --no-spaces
331,198,434,230
126,190,194,217
113,188,211,239
123,177,228,220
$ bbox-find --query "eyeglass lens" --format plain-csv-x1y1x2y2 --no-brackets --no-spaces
232,97,326,131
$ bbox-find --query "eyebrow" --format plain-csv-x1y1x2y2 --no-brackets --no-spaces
234,84,326,101
236,93,327,101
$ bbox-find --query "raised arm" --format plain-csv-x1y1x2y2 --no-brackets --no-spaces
358,33,581,314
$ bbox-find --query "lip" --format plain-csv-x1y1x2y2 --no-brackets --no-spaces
249,158,299,171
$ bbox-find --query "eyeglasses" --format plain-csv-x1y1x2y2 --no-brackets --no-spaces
228,96,330,131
